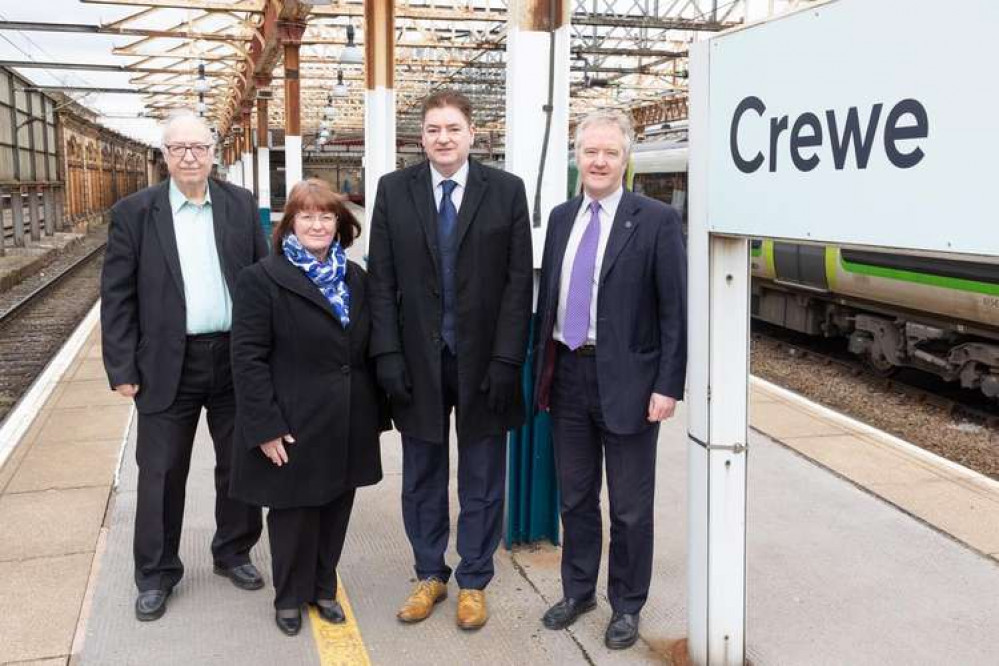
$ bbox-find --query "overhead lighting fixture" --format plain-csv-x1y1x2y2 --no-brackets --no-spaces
322,94,336,120
333,70,348,98
194,63,210,94
339,24,363,64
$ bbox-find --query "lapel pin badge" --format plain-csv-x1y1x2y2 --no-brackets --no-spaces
625,220,633,229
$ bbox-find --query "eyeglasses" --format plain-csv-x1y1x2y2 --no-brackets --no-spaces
164,143,213,159
295,213,337,225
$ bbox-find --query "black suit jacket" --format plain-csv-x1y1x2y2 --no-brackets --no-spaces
534,190,687,435
100,178,267,414
229,255,385,509
367,158,533,443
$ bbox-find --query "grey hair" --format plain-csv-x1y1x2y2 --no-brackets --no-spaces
160,110,214,150
573,109,635,159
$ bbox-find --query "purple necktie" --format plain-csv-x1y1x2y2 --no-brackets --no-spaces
563,201,601,350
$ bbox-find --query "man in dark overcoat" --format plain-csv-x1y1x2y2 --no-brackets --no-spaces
101,111,266,621
367,90,533,630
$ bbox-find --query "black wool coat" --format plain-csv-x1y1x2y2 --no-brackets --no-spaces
367,159,534,443
229,254,386,509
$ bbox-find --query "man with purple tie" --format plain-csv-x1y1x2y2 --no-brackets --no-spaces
533,109,687,649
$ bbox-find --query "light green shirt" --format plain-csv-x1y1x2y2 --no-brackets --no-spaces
169,178,232,334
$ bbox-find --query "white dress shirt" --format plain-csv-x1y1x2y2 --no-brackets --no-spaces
430,160,469,213
553,186,623,346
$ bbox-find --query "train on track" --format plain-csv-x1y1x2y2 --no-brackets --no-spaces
569,138,999,402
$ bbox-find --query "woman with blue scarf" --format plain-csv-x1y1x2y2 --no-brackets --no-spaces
230,179,386,636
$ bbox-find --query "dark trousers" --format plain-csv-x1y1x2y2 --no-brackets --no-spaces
267,490,356,610
549,345,659,614
401,349,506,590
133,334,263,592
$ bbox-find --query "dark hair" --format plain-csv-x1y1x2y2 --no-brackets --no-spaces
272,178,361,254
421,89,474,125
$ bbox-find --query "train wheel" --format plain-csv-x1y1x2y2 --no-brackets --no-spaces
864,352,898,378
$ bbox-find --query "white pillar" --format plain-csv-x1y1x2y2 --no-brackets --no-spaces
364,87,395,234
504,0,570,269
687,39,750,666
242,150,254,193
285,135,302,197
258,146,271,221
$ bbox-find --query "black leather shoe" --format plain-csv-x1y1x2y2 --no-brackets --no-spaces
275,608,302,636
213,563,264,590
541,597,597,630
605,612,640,649
135,589,171,622
314,599,346,624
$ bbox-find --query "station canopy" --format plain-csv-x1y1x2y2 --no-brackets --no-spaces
0,0,812,147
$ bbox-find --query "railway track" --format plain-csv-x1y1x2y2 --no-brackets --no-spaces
0,243,106,423
751,321,999,480
752,322,999,428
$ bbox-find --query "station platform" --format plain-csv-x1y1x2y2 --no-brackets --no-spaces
2,312,998,665
0,230,89,293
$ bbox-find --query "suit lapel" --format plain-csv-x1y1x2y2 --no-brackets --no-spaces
265,254,343,324
151,182,185,298
599,191,642,284
549,195,584,307
456,159,487,249
208,180,236,293
408,162,440,274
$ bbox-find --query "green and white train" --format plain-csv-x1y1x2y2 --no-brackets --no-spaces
569,139,999,400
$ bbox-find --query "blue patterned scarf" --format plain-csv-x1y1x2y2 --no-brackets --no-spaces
282,233,350,327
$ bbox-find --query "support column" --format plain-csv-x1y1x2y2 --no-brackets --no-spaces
504,0,570,269
256,88,272,240
43,187,54,236
231,140,244,187
281,22,306,199
55,187,64,231
501,0,568,547
28,186,41,242
686,39,749,666
11,187,25,247
364,0,395,240
242,105,254,195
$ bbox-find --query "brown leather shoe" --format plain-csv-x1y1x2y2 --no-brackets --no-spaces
456,589,488,630
397,578,447,623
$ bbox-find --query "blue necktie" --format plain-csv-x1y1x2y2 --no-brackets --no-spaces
438,180,458,351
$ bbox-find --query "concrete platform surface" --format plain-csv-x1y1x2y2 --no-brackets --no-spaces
0,325,129,666
77,403,999,665
0,231,85,292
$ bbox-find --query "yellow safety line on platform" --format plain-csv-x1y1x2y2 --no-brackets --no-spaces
308,575,371,666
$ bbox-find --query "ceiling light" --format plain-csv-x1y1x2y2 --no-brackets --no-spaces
333,70,348,98
194,63,210,94
339,24,363,64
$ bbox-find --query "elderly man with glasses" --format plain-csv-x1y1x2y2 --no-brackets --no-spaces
101,111,268,622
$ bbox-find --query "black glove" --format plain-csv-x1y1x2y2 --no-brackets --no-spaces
376,353,412,405
479,360,519,414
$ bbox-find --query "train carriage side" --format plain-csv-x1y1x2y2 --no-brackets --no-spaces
625,141,999,400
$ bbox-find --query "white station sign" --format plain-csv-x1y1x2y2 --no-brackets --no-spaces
706,0,999,258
